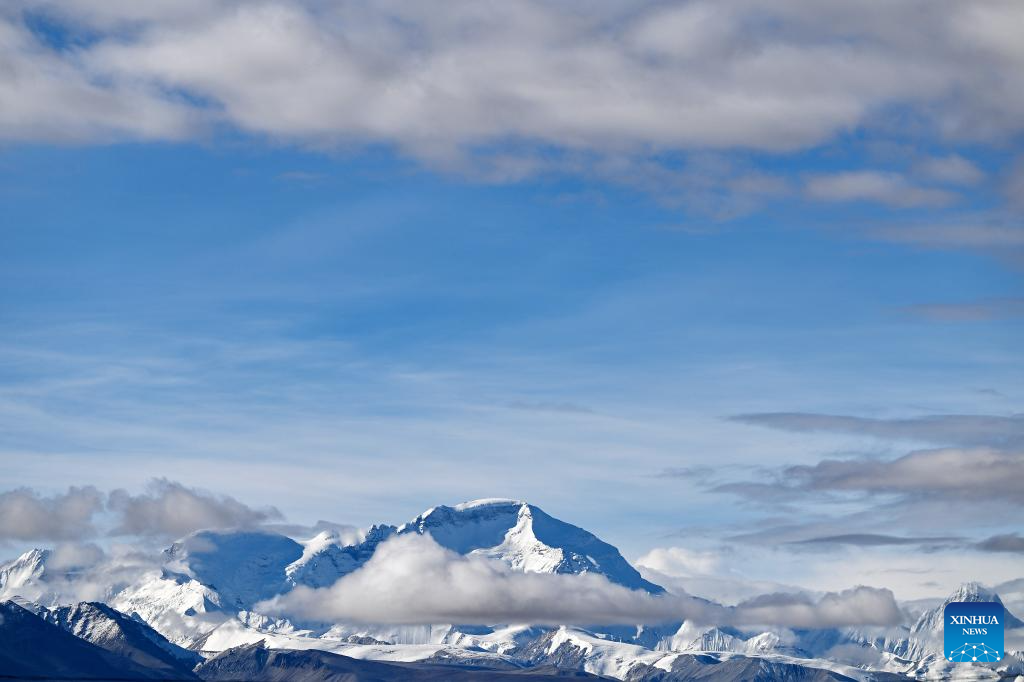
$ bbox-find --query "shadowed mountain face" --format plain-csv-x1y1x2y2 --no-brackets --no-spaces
0,600,175,680
42,600,202,678
164,530,305,610
197,641,610,681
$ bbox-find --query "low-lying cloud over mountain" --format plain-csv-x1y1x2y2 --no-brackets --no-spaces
108,479,283,538
0,479,285,542
2,488,1021,680
260,533,902,628
0,486,103,541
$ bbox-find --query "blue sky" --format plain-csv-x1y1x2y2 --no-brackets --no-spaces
1,0,1023,605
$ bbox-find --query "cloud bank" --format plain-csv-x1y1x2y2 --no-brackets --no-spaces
787,447,1024,504
260,533,902,628
0,480,283,542
1,1,1023,167
108,479,283,538
976,533,1024,554
0,487,103,541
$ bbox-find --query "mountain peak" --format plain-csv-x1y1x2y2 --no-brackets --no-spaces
0,599,174,680
947,581,995,603
164,529,303,610
399,499,664,593
912,582,1024,636
453,498,526,511
43,600,203,674
0,548,50,596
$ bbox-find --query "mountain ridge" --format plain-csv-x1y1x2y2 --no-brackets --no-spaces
2,500,1023,681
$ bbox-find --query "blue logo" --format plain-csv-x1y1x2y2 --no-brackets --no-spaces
944,601,1004,662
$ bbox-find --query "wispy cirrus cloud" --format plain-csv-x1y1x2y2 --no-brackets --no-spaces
789,534,961,548
976,533,1024,554
900,298,1024,322
730,412,1024,448
707,410,1024,593
869,222,1024,249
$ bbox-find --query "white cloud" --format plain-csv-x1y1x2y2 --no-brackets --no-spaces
635,546,721,577
804,171,955,208
108,478,283,538
787,447,1024,503
0,486,103,541
47,542,105,570
635,546,805,606
732,588,903,630
259,533,903,628
0,0,1021,164
1005,156,1024,208
914,154,984,185
1,542,165,604
0,480,283,542
0,16,197,143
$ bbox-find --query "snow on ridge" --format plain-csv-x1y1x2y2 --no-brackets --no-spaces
453,498,526,511
411,499,526,524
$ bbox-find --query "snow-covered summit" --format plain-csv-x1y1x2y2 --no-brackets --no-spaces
164,530,303,610
912,581,1024,639
397,499,664,593
453,498,526,511
284,526,390,590
0,548,49,596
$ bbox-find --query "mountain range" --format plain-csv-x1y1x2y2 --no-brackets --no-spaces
1,498,1022,681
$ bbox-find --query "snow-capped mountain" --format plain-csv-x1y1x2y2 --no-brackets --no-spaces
910,581,1024,644
394,499,664,593
111,564,225,646
2,500,1023,681
163,530,304,610
115,497,664,643
881,582,1024,680
285,523,396,589
281,499,664,595
0,599,178,680
196,639,614,681
40,600,202,676
0,548,49,596
9,498,664,649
